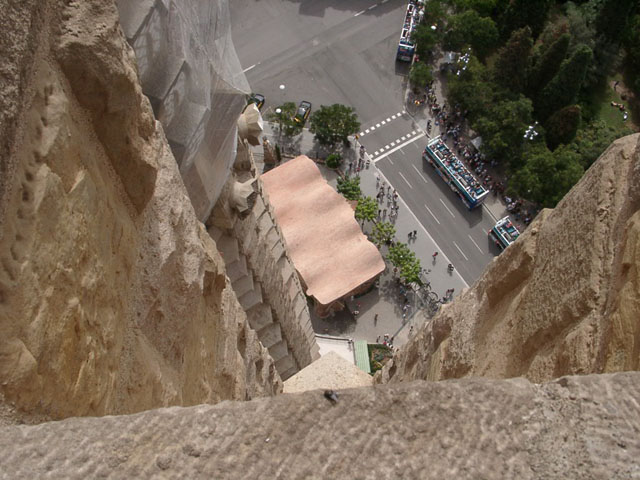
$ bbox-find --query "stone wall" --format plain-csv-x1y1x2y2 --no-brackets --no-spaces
1,372,638,478
207,140,319,380
0,0,280,420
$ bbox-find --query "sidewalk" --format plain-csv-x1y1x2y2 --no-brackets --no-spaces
254,123,469,349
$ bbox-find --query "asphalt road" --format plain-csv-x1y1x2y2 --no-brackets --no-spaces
230,0,499,284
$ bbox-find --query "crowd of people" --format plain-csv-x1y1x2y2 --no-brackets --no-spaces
422,83,535,228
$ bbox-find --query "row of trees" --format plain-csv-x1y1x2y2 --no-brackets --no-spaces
422,0,636,207
336,176,422,284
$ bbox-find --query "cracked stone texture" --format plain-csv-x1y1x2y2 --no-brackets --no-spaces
1,372,639,479
0,0,281,420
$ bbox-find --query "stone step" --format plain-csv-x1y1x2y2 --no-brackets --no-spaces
257,322,282,349
226,255,248,283
268,340,289,363
275,355,296,378
232,274,254,298
217,235,239,264
247,304,273,332
238,282,262,310
280,365,298,381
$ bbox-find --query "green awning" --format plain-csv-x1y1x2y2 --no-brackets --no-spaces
354,340,371,374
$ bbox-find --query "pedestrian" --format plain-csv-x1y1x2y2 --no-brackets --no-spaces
374,313,379,323
376,335,380,343
413,230,417,238
410,325,414,333
378,209,381,217
432,251,438,259
383,208,387,217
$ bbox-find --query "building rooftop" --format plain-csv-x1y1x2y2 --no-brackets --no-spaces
261,156,385,306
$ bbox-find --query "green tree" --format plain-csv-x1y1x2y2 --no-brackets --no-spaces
472,95,533,168
535,44,593,120
370,221,396,248
569,120,633,168
595,0,637,43
452,0,499,17
336,175,361,201
409,62,433,90
412,25,440,60
447,55,494,121
325,153,342,169
544,105,581,150
355,196,378,225
527,33,570,97
387,243,422,285
309,104,361,146
266,102,302,137
444,10,499,59
510,144,584,207
493,26,533,93
501,0,552,38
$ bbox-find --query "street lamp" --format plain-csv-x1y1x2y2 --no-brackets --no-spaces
524,122,539,140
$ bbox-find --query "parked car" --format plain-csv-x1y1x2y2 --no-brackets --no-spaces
294,100,312,125
247,93,265,110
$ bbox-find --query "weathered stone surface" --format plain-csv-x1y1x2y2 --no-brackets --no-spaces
380,134,640,385
0,0,280,420
1,372,639,479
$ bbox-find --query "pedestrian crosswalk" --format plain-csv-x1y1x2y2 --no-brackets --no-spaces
371,130,423,160
359,111,406,137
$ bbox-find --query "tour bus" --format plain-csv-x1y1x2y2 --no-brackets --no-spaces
396,1,419,62
489,216,520,251
423,137,489,210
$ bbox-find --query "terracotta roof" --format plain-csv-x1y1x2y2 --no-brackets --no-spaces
261,156,385,306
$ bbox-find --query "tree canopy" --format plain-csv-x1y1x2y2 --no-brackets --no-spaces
527,33,570,97
370,222,396,248
444,10,499,59
309,104,361,146
544,104,581,150
336,175,361,201
535,44,593,120
355,196,378,225
501,0,552,38
409,62,433,90
387,243,422,285
493,26,533,93
266,102,303,137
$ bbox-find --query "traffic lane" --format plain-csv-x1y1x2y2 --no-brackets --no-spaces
376,156,481,283
242,2,406,121
361,116,420,157
377,151,496,281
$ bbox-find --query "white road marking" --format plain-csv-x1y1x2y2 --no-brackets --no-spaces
399,172,413,189
368,4,377,10
401,135,406,141
468,234,483,253
374,169,469,289
381,0,388,3
385,145,390,150
371,132,425,162
388,157,394,165
399,148,406,155
411,164,427,183
482,203,498,223
354,9,366,16
386,117,391,122
243,63,259,73
439,198,455,218
374,150,379,155
411,130,416,135
453,241,469,261
425,204,440,224
365,128,370,134
390,141,396,146
401,110,406,114
381,120,386,125
359,131,365,136
392,115,397,119
370,126,376,131
376,123,381,127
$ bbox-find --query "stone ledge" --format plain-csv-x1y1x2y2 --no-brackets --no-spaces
1,373,638,479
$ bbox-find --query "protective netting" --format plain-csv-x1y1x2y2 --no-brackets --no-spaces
116,0,250,220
